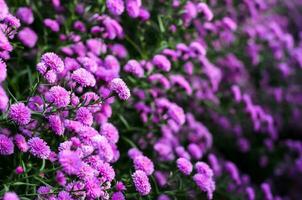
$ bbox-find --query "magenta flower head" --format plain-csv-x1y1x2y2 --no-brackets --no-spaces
132,170,151,196
18,27,38,48
176,158,193,176
109,78,131,100
28,137,51,159
14,134,28,152
128,147,143,159
46,86,70,108
8,103,31,126
41,52,64,73
152,55,171,72
124,60,144,78
126,0,141,18
3,192,19,200
112,192,125,200
133,155,154,175
44,18,60,32
76,107,93,126
167,103,185,125
71,68,96,87
100,123,119,144
0,87,8,111
16,7,34,24
58,150,82,175
197,3,213,21
48,115,65,135
193,173,215,200
195,161,214,178
188,143,203,160
0,134,14,155
15,166,24,174
0,60,7,83
106,0,125,16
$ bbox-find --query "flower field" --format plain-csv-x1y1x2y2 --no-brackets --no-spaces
0,0,302,199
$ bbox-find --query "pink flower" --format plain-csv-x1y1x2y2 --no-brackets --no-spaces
133,155,154,175
106,0,125,15
8,103,31,125
71,68,96,87
28,137,51,159
0,134,14,155
176,158,193,176
109,78,131,100
132,170,151,196
46,86,70,108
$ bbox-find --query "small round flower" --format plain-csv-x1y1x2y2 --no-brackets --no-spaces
128,147,143,159
41,52,64,73
188,143,203,160
8,103,31,125
126,0,141,18
44,18,60,32
85,178,102,199
46,86,70,108
106,0,125,16
14,134,28,152
16,7,34,24
112,192,125,200
97,161,115,182
0,134,14,155
58,150,82,175
158,194,171,200
124,60,144,77
56,170,67,186
132,170,151,196
100,123,119,144
109,78,131,100
152,55,171,72
167,104,185,125
71,68,96,87
48,115,65,135
3,192,19,200
28,137,51,159
193,173,215,200
176,158,193,176
195,161,214,178
15,166,24,174
58,191,73,200
18,27,38,48
76,107,93,126
116,181,126,191
133,155,154,175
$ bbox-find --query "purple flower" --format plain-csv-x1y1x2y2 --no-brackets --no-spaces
3,192,19,200
28,137,51,159
152,55,171,72
132,170,151,196
112,192,125,200
0,87,9,111
44,18,60,32
8,103,31,125
193,173,215,200
100,123,119,144
133,155,154,175
116,181,126,191
48,115,65,135
0,60,7,83
0,134,14,155
97,161,115,182
124,60,144,78
58,150,82,175
41,52,64,73
188,143,203,160
46,86,70,108
18,27,38,48
128,147,143,159
85,178,102,199
71,68,96,87
197,3,213,21
106,0,125,16
16,7,34,24
126,0,141,18
167,103,185,125
76,107,93,126
158,194,171,200
58,191,73,200
15,166,24,174
176,158,193,176
14,134,28,152
195,161,213,178
109,78,131,100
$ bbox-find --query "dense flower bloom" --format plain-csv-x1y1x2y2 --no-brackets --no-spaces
14,134,28,152
76,107,93,126
193,173,215,200
106,0,125,15
41,52,64,73
46,86,70,108
28,137,51,159
18,27,38,48
152,55,171,72
109,78,131,100
97,161,115,182
15,166,24,174
59,150,82,175
44,18,60,32
16,7,34,24
100,123,119,144
48,115,65,135
132,170,151,196
133,155,154,175
57,191,73,200
71,68,96,87
8,103,31,125
3,192,19,200
0,134,14,155
176,158,193,175
85,177,102,199
124,60,144,77
112,192,125,200
195,161,213,178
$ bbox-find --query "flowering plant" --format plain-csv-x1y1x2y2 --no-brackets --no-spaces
0,0,302,199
